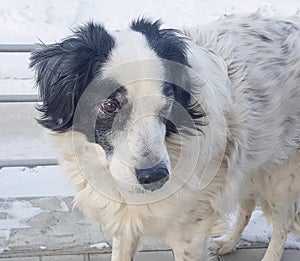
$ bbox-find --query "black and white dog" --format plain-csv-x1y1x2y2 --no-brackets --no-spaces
30,14,300,261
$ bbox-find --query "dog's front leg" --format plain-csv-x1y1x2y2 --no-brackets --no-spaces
111,235,140,261
261,203,293,261
261,220,288,261
211,196,257,255
167,232,211,261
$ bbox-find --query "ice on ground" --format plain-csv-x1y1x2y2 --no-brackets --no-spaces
59,199,70,212
90,242,110,249
0,200,44,240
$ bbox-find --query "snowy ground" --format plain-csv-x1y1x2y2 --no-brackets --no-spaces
0,0,300,249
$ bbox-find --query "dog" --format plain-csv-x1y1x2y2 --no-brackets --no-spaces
30,14,300,261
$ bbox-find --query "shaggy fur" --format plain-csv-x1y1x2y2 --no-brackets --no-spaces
30,14,300,261
210,151,300,261
185,14,300,261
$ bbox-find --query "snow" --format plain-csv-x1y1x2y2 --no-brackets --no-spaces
241,210,300,249
0,0,299,248
0,0,299,44
0,166,75,198
0,197,74,248
90,242,110,249
0,200,43,240
60,200,70,212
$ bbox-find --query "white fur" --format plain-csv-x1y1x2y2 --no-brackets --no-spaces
50,40,231,260
185,14,300,261
211,151,300,261
50,14,300,261
101,30,172,190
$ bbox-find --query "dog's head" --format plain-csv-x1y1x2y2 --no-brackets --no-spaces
30,19,210,193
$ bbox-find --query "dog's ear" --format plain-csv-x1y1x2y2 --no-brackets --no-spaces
30,23,114,131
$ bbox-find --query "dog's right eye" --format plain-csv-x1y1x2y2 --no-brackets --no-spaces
101,99,120,114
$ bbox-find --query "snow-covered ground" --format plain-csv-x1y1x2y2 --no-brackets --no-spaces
0,0,300,248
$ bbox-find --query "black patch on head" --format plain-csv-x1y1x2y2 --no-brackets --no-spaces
68,78,129,157
94,86,129,157
30,22,115,132
131,18,206,135
131,18,188,65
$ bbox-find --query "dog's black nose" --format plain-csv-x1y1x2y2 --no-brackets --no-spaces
136,166,169,191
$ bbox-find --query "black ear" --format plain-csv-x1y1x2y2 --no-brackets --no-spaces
30,22,115,131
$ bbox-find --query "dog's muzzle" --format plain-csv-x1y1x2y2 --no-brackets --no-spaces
136,164,169,191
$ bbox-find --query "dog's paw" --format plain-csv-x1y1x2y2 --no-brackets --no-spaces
261,255,281,261
261,258,274,261
209,235,237,255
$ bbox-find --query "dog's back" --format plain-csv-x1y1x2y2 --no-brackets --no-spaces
196,15,300,261
186,14,300,174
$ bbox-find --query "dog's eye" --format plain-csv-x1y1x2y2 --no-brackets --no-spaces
101,99,120,114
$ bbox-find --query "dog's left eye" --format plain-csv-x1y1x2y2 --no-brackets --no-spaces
101,99,120,114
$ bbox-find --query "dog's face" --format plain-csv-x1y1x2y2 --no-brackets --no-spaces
30,19,205,193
